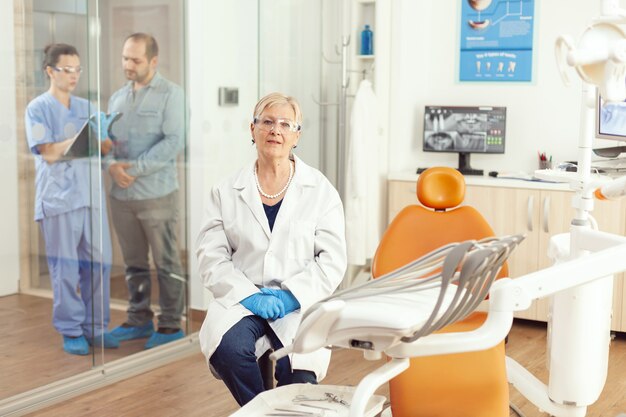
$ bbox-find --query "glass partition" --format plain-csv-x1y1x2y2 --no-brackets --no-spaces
4,0,98,399
96,0,189,366
2,0,341,412
3,0,189,404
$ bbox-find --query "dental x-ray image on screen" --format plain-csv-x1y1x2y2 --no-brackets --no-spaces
423,106,506,175
597,92,626,141
423,106,506,153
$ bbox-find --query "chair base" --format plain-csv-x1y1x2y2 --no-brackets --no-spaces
258,349,274,390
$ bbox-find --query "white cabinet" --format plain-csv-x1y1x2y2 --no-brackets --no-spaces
387,177,626,331
463,186,541,320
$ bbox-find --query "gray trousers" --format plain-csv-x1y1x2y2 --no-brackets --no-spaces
110,191,185,329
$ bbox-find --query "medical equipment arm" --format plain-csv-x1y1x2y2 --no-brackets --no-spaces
276,236,626,361
272,236,523,361
491,239,626,314
595,174,626,199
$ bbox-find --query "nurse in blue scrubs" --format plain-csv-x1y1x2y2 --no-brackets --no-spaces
24,43,118,355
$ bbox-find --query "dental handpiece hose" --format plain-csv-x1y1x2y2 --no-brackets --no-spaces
595,175,626,200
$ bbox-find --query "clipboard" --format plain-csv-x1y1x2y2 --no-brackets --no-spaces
63,112,122,159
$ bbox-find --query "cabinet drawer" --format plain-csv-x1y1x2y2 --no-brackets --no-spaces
387,180,417,223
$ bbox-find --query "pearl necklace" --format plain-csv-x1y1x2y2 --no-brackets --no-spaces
254,161,294,199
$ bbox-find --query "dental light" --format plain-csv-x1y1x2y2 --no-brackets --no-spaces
556,22,626,103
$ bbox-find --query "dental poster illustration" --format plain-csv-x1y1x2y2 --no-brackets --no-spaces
459,0,535,82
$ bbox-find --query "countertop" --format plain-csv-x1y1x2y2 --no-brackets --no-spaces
388,170,574,191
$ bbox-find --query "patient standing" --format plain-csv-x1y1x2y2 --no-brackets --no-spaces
107,33,186,349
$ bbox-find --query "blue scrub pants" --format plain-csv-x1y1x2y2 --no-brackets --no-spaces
40,207,112,338
210,315,317,406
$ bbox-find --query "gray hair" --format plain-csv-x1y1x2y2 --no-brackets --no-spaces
253,92,302,125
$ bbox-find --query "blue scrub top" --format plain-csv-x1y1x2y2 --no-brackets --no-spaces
25,92,99,221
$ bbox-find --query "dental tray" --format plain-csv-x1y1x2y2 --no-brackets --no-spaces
320,288,460,352
230,384,386,417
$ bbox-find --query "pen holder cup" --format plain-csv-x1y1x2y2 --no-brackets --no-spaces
539,160,552,170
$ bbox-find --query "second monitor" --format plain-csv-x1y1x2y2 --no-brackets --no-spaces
423,105,506,175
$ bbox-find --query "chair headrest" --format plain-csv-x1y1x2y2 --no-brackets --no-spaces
417,167,466,210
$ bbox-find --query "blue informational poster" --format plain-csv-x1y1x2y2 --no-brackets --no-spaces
459,0,535,82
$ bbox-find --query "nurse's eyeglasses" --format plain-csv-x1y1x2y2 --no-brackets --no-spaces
253,116,301,134
49,65,83,74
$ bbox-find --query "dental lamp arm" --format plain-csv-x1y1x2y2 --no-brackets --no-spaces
383,238,626,359
555,35,576,86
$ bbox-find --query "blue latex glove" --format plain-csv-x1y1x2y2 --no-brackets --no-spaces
260,288,301,315
89,111,119,141
240,293,285,320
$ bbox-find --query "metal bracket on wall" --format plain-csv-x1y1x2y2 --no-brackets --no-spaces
218,87,239,106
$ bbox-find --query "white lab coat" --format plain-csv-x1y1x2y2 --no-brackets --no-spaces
195,155,347,381
345,79,382,266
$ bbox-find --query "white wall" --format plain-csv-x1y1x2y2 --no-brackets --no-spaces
388,0,607,174
187,0,258,309
0,1,20,296
258,1,323,170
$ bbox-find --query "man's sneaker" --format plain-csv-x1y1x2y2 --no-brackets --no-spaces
63,335,89,355
144,329,184,349
110,322,154,341
88,332,120,348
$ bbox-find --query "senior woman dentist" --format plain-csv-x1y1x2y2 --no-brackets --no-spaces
195,92,347,406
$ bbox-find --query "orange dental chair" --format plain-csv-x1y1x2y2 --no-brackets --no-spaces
372,167,510,417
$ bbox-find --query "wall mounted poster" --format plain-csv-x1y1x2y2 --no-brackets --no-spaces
459,0,535,82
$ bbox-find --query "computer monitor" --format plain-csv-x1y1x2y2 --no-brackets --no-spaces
423,105,506,175
597,93,626,140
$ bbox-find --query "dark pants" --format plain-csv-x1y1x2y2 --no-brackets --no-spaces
210,316,317,406
109,192,185,329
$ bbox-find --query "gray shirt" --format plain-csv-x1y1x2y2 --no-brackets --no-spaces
107,72,184,201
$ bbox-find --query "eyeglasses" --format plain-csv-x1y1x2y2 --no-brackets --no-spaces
49,65,83,74
254,117,301,134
